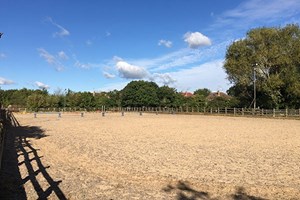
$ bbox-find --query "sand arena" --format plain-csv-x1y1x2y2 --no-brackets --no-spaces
3,112,300,199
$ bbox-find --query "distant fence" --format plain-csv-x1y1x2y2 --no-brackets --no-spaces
9,106,300,119
109,107,300,119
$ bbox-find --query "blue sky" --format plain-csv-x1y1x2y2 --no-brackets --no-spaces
1,0,300,93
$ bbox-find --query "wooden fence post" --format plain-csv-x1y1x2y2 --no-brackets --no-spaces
286,108,288,117
242,108,244,116
273,109,275,117
234,108,236,116
225,107,227,115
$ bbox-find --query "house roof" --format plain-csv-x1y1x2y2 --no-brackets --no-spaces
181,92,194,97
206,91,231,101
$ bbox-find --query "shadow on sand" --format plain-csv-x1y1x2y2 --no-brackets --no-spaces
0,111,67,200
163,181,267,200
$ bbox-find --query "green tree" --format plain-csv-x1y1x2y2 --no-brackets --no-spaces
192,88,211,108
207,96,239,108
224,24,300,108
94,92,111,108
173,92,185,107
77,92,95,110
121,80,159,107
106,90,121,107
45,95,60,108
27,93,47,111
157,86,176,107
193,88,211,97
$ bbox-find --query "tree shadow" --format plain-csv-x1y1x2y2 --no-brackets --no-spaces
163,181,267,200
231,187,266,200
0,111,67,200
163,181,210,200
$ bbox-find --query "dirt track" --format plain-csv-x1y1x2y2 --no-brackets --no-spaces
10,112,300,199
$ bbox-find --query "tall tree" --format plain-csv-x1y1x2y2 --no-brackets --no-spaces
224,24,300,108
121,80,159,107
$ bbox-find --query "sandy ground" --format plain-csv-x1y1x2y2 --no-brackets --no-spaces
9,112,300,199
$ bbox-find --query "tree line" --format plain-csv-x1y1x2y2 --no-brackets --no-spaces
0,81,238,111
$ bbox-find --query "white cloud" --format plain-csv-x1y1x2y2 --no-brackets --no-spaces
153,49,202,72
113,56,123,62
121,40,229,73
75,61,92,69
35,81,50,89
38,48,64,71
124,48,196,71
158,39,173,48
72,54,102,70
116,61,149,79
103,72,116,79
0,53,6,59
38,48,55,64
151,73,176,85
47,17,70,37
184,32,212,48
212,0,300,30
58,51,68,60
0,77,14,85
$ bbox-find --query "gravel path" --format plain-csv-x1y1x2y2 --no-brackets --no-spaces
10,112,300,199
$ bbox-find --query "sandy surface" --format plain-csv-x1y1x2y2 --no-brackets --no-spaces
11,112,300,199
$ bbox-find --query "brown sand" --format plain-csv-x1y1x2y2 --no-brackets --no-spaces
12,112,300,199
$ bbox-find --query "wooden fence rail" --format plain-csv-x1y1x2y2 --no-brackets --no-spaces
8,107,300,119
0,109,6,170
105,107,300,119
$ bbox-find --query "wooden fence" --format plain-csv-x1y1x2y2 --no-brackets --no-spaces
11,106,300,119
107,107,300,119
0,109,6,170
